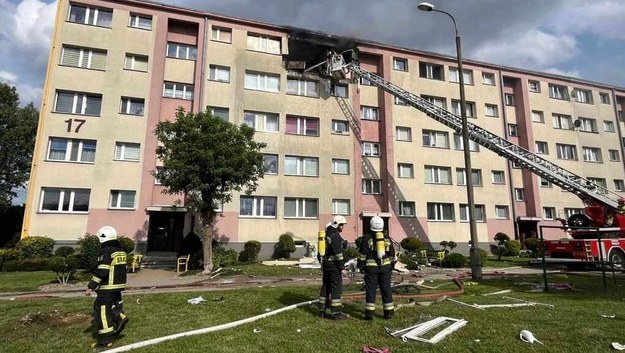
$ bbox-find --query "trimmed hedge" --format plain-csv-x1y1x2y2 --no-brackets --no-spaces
400,237,425,253
118,237,135,254
0,249,21,270
78,234,101,272
54,246,75,258
213,246,238,268
239,240,261,263
442,253,468,268
16,236,55,259
274,233,296,259
2,257,57,272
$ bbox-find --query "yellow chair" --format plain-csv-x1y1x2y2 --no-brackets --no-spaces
437,251,446,263
177,255,190,273
129,254,143,273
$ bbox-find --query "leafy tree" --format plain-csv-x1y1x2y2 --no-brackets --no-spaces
153,108,266,273
494,232,510,260
447,241,457,251
439,240,449,251
0,83,38,210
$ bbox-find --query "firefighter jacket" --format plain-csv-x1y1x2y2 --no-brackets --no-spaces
88,240,127,292
358,233,396,269
321,226,345,271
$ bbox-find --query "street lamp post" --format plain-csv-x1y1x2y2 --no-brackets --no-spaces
418,2,482,280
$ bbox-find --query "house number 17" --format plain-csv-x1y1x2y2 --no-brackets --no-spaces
64,119,86,133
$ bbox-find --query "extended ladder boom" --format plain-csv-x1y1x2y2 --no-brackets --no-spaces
328,52,621,211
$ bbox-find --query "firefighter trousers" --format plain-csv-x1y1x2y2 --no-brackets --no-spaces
319,269,343,314
364,266,394,319
93,291,125,344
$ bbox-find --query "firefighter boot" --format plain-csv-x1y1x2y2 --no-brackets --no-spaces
333,312,349,321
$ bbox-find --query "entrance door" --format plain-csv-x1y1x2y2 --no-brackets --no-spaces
517,220,539,247
148,212,185,252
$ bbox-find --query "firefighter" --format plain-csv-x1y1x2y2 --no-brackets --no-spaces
318,215,349,320
358,216,395,320
618,198,625,214
85,226,129,349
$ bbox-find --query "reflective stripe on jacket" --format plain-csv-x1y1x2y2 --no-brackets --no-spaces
88,240,127,292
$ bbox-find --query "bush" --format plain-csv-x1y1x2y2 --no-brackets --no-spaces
54,246,75,258
343,246,359,261
400,237,425,253
2,258,57,272
117,237,135,254
479,248,489,265
0,248,20,270
274,233,296,259
442,253,467,268
78,234,101,271
16,236,55,259
50,255,81,285
239,240,262,263
504,240,521,256
398,253,419,270
213,246,238,268
524,237,540,256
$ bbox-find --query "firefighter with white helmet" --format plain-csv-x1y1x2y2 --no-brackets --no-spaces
358,216,396,320
85,226,129,349
318,215,349,320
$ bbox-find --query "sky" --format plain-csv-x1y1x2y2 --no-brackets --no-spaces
1,0,625,108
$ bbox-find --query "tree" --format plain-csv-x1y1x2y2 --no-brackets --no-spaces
153,108,266,273
0,83,38,211
494,232,510,261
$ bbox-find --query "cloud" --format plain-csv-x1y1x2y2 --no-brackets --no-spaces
0,70,18,83
548,0,625,40
544,68,580,79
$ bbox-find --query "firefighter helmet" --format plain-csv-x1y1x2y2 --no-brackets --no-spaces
96,226,117,243
332,215,347,226
370,216,384,232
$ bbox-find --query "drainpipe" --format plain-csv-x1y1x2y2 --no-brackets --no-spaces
198,16,209,111
612,88,625,177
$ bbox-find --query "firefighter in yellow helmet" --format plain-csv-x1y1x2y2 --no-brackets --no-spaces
358,216,395,320
318,215,348,320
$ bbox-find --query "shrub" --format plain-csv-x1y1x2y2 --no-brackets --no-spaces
443,253,467,268
50,255,81,285
400,237,425,253
343,246,359,261
479,248,489,265
213,246,238,268
54,246,75,258
78,234,101,271
274,233,296,259
239,240,262,263
2,258,56,272
398,253,419,270
524,237,539,256
494,232,511,260
16,236,55,259
117,237,135,254
0,248,20,270
504,240,521,256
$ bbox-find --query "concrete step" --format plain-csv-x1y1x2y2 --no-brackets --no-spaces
141,253,177,269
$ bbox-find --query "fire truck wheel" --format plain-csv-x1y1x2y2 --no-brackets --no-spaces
608,249,625,269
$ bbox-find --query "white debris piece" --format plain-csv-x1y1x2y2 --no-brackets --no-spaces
187,296,207,305
520,330,543,345
612,342,625,351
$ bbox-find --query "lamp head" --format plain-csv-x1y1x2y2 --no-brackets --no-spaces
417,2,435,11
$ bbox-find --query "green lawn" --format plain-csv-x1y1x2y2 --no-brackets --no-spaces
1,273,623,352
483,256,533,268
0,272,58,292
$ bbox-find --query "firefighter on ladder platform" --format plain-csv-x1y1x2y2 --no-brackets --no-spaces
358,216,395,320
318,215,349,320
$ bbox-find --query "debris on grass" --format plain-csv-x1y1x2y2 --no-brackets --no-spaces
19,311,90,326
187,296,207,305
362,345,390,353
520,330,543,345
253,328,262,333
612,342,625,351
601,314,616,319
481,289,513,296
447,296,553,310
386,317,467,344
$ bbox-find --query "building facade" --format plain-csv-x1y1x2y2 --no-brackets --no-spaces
22,0,625,255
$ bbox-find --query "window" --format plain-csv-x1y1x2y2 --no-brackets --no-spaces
564,208,584,218
54,91,102,115
61,46,106,70
399,201,416,217
424,166,452,184
492,171,505,184
154,166,164,185
68,5,112,27
604,120,615,132
419,62,444,80
456,168,483,186
166,43,197,60
362,142,380,157
244,71,280,92
263,154,278,174
362,179,382,194
421,95,447,109
556,144,577,160
512,161,522,169
609,149,620,162
459,204,485,222
211,27,232,43
114,142,140,161
427,203,454,221
246,34,281,54
600,93,610,104
535,141,549,155
396,126,412,141
578,117,597,133
124,54,148,71
128,13,151,30
485,104,498,117
552,114,572,129
240,196,277,217
120,97,144,116
528,80,540,92
331,84,348,98
451,100,476,117
284,198,318,218
495,205,509,219
394,96,408,106
532,110,544,123
397,163,414,178
549,84,568,100
332,199,350,215
615,180,625,192
332,159,350,175
508,124,519,137
284,156,318,176
287,78,318,97
210,107,229,121
359,76,373,86
163,82,193,100
539,177,552,187
361,106,379,120
573,89,592,104
448,67,473,84
286,116,319,136
543,207,556,220
209,65,230,82
243,111,279,132
109,190,136,209
332,120,349,134
582,147,602,162
40,188,90,213
453,134,479,151
393,58,408,71
505,94,515,106
587,177,607,189
47,138,96,163
620,111,624,123
482,72,495,85
514,188,524,201
423,130,449,149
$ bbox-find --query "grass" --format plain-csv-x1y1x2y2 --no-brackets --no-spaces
1,273,624,352
230,263,321,277
483,256,533,268
0,272,58,292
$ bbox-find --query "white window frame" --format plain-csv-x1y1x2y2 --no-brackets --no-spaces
540,177,552,188
332,159,350,175
532,110,544,123
485,104,498,117
284,198,318,219
331,83,348,98
505,94,514,106
491,170,505,184
564,208,584,219
109,190,136,209
608,149,620,162
543,207,556,220
396,126,412,141
285,115,319,136
246,34,281,54
528,80,540,92
239,196,277,218
362,179,382,194
614,180,625,192
332,120,349,134
47,137,96,163
419,62,444,80
54,91,102,116
514,189,524,201
457,168,483,186
287,78,319,97
397,163,414,178
574,89,592,104
453,134,479,152
393,58,408,71
163,82,194,100
556,143,577,160
362,142,380,157
114,142,140,161
448,67,473,84
552,114,572,129
124,54,148,72
604,120,615,133
243,111,279,132
549,84,568,100
332,199,350,215
508,124,519,137
262,154,278,175
600,93,610,105
361,106,379,121
128,13,152,30
578,117,597,133
482,72,495,85
284,156,319,177
425,166,452,185
422,95,447,109
451,100,476,117
120,97,145,116
399,201,416,217
244,71,280,92
495,205,510,219
166,42,197,60
61,46,106,70
211,27,232,43
423,130,449,149
582,147,602,163
40,188,90,213
209,65,230,82
210,107,229,121
68,5,113,27
459,204,485,222
535,141,549,155
427,203,454,221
